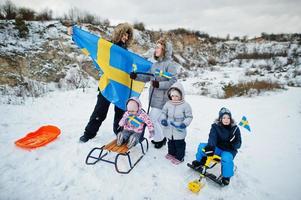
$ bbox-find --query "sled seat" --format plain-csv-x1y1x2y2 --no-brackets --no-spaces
104,139,128,154
85,136,149,174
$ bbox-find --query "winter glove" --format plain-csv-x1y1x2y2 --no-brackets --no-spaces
130,72,137,80
151,80,159,88
179,123,186,129
161,119,168,127
149,131,154,138
202,145,215,157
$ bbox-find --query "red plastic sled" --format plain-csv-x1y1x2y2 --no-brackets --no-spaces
15,125,61,149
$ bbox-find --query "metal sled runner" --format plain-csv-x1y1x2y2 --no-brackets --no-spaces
85,137,149,174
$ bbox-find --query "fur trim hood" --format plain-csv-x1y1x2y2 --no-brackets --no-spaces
111,23,133,47
154,37,173,61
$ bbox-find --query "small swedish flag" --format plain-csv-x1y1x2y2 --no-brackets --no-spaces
127,115,144,127
239,116,251,132
154,69,172,79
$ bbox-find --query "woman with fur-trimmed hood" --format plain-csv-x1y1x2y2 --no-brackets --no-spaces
75,23,134,143
130,37,179,149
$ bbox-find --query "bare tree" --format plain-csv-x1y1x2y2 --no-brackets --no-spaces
68,7,81,22
102,18,110,26
36,8,52,21
2,0,17,19
82,12,95,24
18,7,35,20
134,22,145,31
226,34,230,41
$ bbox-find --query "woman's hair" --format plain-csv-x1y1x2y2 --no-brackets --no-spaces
154,37,167,60
111,23,133,47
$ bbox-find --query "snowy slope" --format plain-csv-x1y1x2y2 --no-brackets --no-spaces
1,84,301,200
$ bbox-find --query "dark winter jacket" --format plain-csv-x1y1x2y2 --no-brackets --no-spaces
207,121,242,157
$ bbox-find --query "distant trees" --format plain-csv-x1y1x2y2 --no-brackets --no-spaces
18,7,35,20
61,7,109,25
0,1,112,26
35,8,53,21
134,22,145,31
0,0,53,21
261,32,301,42
1,0,17,19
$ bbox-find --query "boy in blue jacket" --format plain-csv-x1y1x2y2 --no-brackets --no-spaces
191,107,242,185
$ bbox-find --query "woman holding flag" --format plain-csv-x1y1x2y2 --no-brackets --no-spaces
69,23,134,142
130,37,178,148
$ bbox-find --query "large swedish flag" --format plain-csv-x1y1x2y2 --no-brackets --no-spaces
72,26,152,110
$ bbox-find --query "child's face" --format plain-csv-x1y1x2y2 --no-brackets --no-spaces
221,114,231,125
171,94,181,101
128,109,137,115
127,100,138,115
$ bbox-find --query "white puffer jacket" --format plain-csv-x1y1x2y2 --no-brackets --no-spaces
160,82,193,140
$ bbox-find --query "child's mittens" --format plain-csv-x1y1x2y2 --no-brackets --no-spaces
179,123,186,129
151,80,159,88
202,145,215,157
161,119,168,127
149,131,154,138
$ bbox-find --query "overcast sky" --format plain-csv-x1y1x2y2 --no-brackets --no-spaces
7,0,301,37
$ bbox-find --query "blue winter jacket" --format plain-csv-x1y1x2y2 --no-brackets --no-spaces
207,121,242,157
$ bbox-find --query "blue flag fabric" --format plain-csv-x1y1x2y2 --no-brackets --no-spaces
72,26,100,71
239,116,251,132
170,121,184,132
72,26,153,110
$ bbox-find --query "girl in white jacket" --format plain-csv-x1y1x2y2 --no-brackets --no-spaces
160,82,193,164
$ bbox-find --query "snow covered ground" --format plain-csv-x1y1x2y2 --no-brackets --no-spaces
1,83,301,200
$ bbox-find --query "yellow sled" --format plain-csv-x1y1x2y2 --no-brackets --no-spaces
188,155,221,193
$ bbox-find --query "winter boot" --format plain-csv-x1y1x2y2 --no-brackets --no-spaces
127,136,138,149
154,137,167,149
200,156,208,166
221,177,230,186
191,160,202,168
79,135,89,143
165,154,175,160
151,140,159,144
116,132,124,146
171,157,184,165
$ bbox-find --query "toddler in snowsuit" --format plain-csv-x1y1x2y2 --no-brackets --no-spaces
117,97,154,148
160,82,193,164
191,107,242,185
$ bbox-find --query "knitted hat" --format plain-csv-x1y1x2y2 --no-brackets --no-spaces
218,107,232,120
127,100,139,112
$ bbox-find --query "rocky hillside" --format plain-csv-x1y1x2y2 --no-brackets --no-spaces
0,20,300,103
